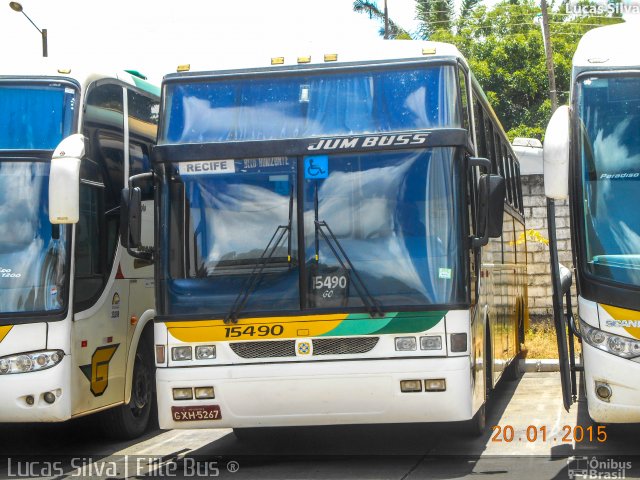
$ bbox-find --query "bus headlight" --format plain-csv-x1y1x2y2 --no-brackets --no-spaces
171,346,192,361
0,350,64,375
195,345,216,360
420,336,442,350
395,337,417,351
581,322,640,359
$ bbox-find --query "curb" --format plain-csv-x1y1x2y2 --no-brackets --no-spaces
522,359,560,372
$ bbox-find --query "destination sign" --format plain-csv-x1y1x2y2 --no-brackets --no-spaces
178,159,235,175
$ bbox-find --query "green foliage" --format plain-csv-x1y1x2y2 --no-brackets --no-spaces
353,0,623,141
416,0,455,38
353,0,411,39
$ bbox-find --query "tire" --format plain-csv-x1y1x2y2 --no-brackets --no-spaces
99,333,156,440
504,355,524,381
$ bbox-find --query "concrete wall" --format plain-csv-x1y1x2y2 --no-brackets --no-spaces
521,174,576,321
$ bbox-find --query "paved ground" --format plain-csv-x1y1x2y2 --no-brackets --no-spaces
1,372,639,479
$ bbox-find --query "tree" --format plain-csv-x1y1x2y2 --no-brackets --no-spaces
352,0,411,39
416,0,455,38
353,0,622,140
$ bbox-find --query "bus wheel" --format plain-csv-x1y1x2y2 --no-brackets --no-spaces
100,335,156,440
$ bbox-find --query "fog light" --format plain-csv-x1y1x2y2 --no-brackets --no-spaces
425,378,447,392
400,380,422,392
420,336,442,350
43,391,56,404
195,345,216,360
173,388,193,400
172,346,192,361
195,387,215,399
595,382,612,402
25,395,34,406
395,337,417,351
450,333,467,352
156,345,166,364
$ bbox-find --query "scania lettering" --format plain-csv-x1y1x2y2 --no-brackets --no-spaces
146,42,528,435
544,22,640,423
0,64,159,438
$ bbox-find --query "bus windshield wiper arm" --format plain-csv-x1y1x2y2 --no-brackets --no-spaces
225,183,295,325
224,224,289,324
314,219,384,318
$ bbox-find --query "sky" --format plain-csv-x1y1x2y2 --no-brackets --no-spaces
1,0,420,84
2,0,637,85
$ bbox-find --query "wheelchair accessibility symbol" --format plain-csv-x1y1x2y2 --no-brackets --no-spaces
304,155,329,179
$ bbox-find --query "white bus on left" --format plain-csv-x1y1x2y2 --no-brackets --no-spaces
0,62,159,438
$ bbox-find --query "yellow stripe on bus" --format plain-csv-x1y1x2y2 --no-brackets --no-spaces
601,304,640,339
0,325,13,343
167,314,348,343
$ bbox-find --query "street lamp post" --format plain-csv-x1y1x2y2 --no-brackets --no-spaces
9,2,47,57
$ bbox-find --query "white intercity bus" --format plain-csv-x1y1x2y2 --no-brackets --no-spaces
132,42,528,436
545,22,640,423
0,62,159,438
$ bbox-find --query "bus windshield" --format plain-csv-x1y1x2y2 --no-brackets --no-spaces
0,162,68,315
0,82,77,150
160,65,460,144
578,75,640,286
164,147,467,316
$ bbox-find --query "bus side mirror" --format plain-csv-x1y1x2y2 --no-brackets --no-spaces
120,187,142,248
478,174,506,245
544,105,570,200
49,134,84,224
121,172,154,262
475,174,506,247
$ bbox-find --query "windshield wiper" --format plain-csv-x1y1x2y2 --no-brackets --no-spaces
224,183,294,324
313,183,384,318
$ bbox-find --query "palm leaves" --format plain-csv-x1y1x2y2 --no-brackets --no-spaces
352,0,411,39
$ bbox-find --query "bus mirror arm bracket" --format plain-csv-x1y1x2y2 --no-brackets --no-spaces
120,172,154,262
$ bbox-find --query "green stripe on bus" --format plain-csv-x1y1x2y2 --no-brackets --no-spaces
371,311,446,335
318,313,396,336
319,311,446,337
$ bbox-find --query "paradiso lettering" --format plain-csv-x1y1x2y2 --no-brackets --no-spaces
307,133,429,151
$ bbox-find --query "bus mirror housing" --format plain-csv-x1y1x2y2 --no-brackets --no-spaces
120,187,142,248
486,175,506,238
49,134,84,224
474,174,506,248
121,172,154,262
544,105,571,200
469,157,504,247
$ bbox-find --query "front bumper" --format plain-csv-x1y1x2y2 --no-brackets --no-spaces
0,355,71,422
157,357,473,430
583,342,640,423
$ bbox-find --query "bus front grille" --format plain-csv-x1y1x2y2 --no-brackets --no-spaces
312,337,379,356
230,340,296,359
229,337,380,359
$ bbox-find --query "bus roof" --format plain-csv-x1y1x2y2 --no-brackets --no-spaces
0,59,160,97
164,40,467,79
573,21,639,70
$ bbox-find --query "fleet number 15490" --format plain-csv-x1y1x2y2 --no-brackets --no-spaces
224,325,284,338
